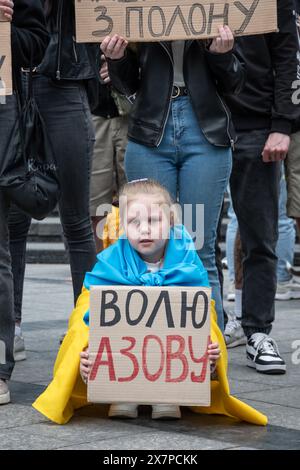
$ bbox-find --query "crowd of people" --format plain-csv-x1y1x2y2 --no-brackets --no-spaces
0,0,299,423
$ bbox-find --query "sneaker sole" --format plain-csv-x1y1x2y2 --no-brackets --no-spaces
226,337,247,349
0,391,10,405
275,292,300,301
247,357,286,374
14,350,26,362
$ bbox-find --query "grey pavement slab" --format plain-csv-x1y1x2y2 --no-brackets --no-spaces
0,404,47,428
233,399,300,431
236,386,300,409
55,431,233,450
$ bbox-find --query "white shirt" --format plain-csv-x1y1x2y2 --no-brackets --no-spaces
144,259,163,273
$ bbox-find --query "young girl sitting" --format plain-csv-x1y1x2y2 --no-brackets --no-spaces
33,180,267,426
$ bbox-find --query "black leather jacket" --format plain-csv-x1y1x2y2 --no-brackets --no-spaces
108,41,245,148
37,0,99,81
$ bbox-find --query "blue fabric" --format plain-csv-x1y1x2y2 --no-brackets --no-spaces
83,224,210,324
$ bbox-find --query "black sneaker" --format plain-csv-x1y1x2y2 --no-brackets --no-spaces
246,333,286,374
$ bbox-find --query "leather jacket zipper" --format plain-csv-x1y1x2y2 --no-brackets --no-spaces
72,36,78,63
157,42,174,147
56,0,64,80
216,91,236,151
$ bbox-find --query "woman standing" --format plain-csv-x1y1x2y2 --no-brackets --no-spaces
0,0,48,403
9,0,99,360
101,30,245,330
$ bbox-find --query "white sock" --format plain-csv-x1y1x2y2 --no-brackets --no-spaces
234,289,242,320
15,325,22,337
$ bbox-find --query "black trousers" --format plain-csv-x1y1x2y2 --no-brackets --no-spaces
0,95,17,380
8,74,97,323
230,129,281,337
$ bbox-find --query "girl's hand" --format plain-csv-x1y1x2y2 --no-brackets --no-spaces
80,348,92,384
100,54,111,84
209,26,234,54
0,0,14,21
100,34,128,60
208,342,221,364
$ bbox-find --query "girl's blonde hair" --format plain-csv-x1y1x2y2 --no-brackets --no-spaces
119,179,179,225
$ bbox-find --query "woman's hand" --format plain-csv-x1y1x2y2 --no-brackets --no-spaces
209,26,234,54
80,348,92,384
100,34,128,60
208,342,221,364
0,0,14,21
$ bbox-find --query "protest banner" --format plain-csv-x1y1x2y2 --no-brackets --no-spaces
75,0,278,43
88,285,211,406
0,20,12,96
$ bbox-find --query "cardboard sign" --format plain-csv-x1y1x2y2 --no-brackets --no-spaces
75,0,278,43
88,285,211,406
0,21,12,96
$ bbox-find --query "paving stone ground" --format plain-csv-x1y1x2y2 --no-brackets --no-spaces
2,264,300,450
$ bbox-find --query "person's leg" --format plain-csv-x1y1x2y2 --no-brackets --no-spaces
285,131,300,225
226,193,239,285
230,129,280,336
0,95,18,398
8,206,32,326
175,97,232,331
0,192,14,385
276,167,296,283
33,76,97,303
7,206,32,361
230,129,285,374
90,115,114,253
284,131,300,279
276,167,299,300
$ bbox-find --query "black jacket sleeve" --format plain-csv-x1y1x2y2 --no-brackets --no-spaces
107,47,140,97
205,49,246,96
11,0,49,70
267,0,299,135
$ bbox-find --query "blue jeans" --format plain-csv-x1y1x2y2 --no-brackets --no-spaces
277,169,296,282
226,165,296,285
125,96,232,331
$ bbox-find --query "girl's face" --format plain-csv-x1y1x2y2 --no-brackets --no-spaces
123,194,171,263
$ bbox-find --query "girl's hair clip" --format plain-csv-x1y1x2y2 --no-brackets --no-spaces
128,178,149,184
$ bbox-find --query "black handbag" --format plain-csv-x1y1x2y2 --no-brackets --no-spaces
0,70,61,221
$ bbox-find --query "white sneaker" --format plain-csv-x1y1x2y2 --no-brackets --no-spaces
108,403,138,419
246,333,286,374
224,316,246,348
14,334,26,362
227,281,236,301
275,276,300,301
0,379,10,405
152,404,181,420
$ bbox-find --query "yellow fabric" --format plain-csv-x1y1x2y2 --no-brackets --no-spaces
102,205,121,249
33,208,267,426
